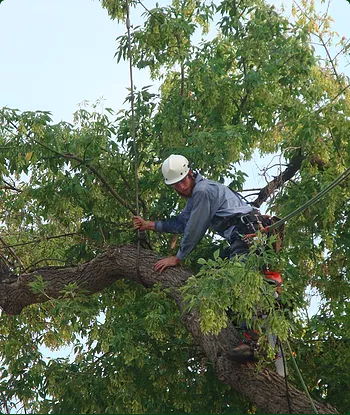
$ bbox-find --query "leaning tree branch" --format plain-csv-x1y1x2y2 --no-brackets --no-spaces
116,165,148,215
5,117,137,215
64,152,137,215
33,138,137,215
0,245,338,414
1,178,23,193
252,152,305,208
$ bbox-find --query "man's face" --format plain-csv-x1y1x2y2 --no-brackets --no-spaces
171,174,195,197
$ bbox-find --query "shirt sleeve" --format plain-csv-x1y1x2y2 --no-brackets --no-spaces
176,190,212,261
154,202,192,234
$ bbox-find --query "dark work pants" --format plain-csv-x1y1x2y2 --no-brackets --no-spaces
220,232,250,260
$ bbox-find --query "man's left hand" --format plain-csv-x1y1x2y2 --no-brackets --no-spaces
154,256,181,273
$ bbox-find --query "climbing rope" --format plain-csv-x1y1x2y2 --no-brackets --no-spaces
253,168,349,413
244,167,350,239
279,339,293,414
125,0,141,278
273,168,349,415
286,339,319,414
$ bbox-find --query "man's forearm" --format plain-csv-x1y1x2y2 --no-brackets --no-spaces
146,221,155,231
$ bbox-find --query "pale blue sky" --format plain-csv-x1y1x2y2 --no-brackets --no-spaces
0,0,137,122
0,0,347,125
0,0,348,189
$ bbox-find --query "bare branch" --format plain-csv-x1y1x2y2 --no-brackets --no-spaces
318,35,339,80
6,232,79,248
25,258,68,273
252,152,304,207
0,235,25,272
1,179,23,193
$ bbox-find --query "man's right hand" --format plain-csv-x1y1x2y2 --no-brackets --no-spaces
133,216,149,231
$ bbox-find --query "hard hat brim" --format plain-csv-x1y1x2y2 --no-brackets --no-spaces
164,170,189,185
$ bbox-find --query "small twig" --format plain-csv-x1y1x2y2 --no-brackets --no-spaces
6,232,79,248
263,163,288,171
242,188,263,192
24,257,67,273
333,40,350,61
245,192,260,198
318,35,339,80
315,84,350,115
1,392,10,414
1,179,23,193
0,235,25,272
137,0,165,24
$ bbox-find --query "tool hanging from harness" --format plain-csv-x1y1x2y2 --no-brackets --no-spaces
237,211,284,293
219,202,285,295
219,208,285,255
237,211,284,292
226,187,285,253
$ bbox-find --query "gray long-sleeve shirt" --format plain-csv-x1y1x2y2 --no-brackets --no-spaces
154,173,253,261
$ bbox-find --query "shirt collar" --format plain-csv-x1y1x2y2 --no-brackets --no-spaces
194,172,204,184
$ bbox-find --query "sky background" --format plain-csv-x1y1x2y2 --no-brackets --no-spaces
1,0,347,120
0,0,348,189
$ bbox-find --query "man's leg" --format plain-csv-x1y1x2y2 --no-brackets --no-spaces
223,235,258,362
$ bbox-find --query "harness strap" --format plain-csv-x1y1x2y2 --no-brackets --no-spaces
228,187,253,206
218,209,266,234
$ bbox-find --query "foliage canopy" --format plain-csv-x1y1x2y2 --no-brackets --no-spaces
0,0,349,413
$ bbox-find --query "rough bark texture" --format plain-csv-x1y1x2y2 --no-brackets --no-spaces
0,245,338,414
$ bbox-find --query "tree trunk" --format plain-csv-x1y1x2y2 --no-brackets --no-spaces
0,245,338,414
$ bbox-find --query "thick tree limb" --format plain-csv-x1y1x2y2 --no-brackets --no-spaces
252,153,304,208
0,245,338,414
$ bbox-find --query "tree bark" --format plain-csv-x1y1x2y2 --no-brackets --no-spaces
0,245,338,414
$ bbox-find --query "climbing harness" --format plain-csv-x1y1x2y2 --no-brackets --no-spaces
229,168,349,406
217,209,265,235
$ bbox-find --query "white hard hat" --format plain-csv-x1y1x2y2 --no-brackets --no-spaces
162,154,190,185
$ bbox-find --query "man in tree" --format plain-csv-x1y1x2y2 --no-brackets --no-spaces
134,154,269,362
134,154,261,272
